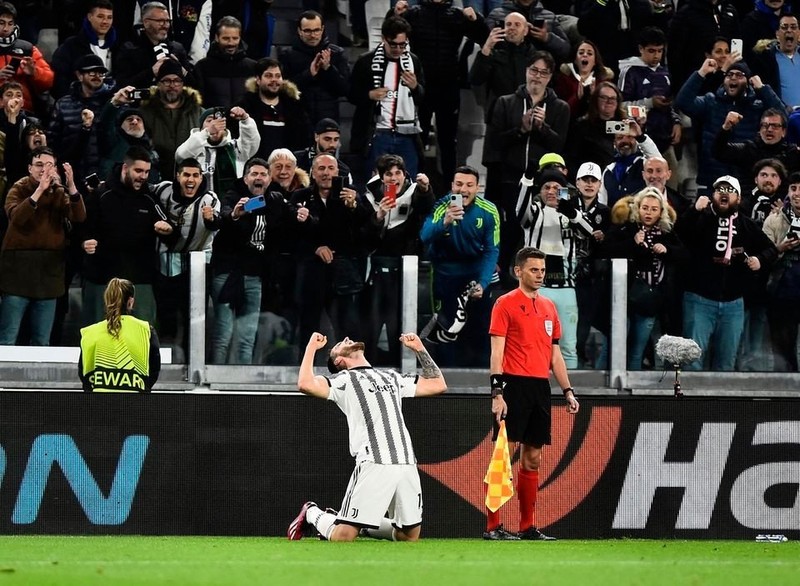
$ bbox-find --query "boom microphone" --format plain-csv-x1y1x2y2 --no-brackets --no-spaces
655,335,701,366
655,335,702,398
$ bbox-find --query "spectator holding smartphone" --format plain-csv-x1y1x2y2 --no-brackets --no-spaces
485,0,570,62
362,154,433,364
513,168,596,368
97,86,161,183
175,105,260,196
209,157,289,364
0,1,54,118
619,27,682,190
290,154,373,358
420,166,499,367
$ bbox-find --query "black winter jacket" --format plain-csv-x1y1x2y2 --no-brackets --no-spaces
279,37,351,124
194,42,257,108
82,164,167,285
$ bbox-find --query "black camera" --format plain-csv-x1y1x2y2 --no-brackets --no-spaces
212,107,229,119
85,173,100,190
127,88,148,101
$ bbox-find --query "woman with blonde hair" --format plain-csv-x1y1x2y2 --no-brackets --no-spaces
598,187,687,369
79,278,161,392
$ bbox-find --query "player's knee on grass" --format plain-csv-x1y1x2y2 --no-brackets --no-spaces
329,524,360,542
395,526,421,542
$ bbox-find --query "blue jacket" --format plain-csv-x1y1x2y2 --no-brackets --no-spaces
420,194,500,289
619,57,680,151
675,71,785,192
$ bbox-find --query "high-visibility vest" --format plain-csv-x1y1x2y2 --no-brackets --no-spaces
80,315,151,393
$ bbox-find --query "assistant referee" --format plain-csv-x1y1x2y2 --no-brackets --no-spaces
484,247,579,541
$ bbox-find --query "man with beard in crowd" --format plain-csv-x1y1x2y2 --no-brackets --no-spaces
675,59,784,195
746,158,787,225
98,85,161,182
762,172,800,371
139,59,204,180
81,146,173,327
598,119,661,207
113,1,193,89
738,158,786,370
239,57,311,161
293,118,351,183
674,175,777,371
193,16,256,108
712,108,800,195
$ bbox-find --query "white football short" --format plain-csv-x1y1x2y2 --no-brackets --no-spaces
336,461,423,529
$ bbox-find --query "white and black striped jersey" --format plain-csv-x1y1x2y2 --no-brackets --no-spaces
326,366,419,465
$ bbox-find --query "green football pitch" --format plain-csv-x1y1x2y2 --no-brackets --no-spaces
0,536,797,586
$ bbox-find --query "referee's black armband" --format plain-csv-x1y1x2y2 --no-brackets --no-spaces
490,374,504,398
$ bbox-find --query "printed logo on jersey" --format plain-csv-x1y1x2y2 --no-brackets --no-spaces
544,319,553,336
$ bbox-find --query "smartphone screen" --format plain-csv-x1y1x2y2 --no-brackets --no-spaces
558,187,570,200
533,18,545,28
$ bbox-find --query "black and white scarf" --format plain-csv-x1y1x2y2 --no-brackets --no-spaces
638,225,664,285
371,43,419,134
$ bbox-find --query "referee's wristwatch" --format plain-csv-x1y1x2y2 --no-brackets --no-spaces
562,387,575,397
490,374,504,399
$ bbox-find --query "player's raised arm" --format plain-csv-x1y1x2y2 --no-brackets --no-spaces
298,332,332,399
400,333,447,396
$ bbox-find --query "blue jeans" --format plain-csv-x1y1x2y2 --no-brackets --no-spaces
540,287,578,369
683,291,744,371
0,295,57,345
367,131,420,177
211,272,262,364
628,313,657,370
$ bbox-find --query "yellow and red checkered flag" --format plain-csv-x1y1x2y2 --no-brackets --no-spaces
484,420,514,512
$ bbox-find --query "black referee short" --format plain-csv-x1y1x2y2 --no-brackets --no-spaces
493,375,551,447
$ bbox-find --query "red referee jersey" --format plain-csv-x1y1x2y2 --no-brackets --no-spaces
489,288,562,378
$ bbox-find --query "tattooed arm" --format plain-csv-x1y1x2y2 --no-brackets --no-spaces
399,333,447,396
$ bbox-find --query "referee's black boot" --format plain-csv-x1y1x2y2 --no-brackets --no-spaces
482,524,521,541
517,526,556,541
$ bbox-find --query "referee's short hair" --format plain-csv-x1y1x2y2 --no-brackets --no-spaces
515,247,546,266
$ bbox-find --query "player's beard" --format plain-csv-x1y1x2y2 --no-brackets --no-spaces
339,342,366,357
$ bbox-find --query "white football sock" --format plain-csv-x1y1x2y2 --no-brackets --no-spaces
307,505,337,540
361,517,396,541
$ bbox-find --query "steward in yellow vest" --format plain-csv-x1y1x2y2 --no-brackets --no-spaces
79,278,161,392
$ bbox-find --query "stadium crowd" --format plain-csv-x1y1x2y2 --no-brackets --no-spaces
1,0,799,372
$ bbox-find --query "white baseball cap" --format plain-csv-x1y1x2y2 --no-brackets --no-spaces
712,175,741,195
576,162,602,181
